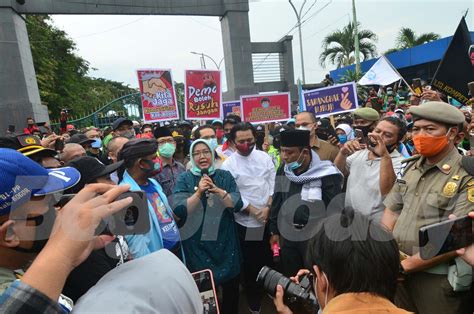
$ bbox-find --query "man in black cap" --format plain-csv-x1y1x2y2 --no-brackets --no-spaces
118,139,182,260
0,134,60,168
153,127,185,203
112,118,135,139
268,129,343,279
295,112,339,162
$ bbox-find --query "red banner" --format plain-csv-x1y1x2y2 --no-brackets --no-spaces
137,69,179,122
185,70,222,120
241,92,291,123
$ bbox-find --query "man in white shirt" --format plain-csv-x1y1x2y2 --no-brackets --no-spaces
334,116,406,222
221,122,276,314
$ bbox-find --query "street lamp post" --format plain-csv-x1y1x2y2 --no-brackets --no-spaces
190,51,224,70
352,0,361,75
289,0,307,84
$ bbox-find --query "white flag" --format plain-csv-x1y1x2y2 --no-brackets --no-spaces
358,56,401,86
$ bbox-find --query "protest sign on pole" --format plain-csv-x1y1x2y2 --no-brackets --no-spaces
222,101,241,119
185,70,222,120
240,92,291,124
431,17,474,105
303,82,359,117
137,69,179,122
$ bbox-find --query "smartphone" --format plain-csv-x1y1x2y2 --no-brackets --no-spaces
412,78,422,96
354,129,366,144
8,125,15,133
105,191,150,235
56,191,150,236
192,269,219,314
54,138,65,152
419,215,473,260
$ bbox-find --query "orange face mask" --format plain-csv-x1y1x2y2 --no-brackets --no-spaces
412,133,449,157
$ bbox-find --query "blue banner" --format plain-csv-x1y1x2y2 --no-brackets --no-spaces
303,82,359,117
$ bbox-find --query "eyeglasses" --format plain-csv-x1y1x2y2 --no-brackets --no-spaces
157,138,176,145
192,150,212,158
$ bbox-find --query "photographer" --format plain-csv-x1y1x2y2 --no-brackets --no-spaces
273,212,410,314
0,148,133,313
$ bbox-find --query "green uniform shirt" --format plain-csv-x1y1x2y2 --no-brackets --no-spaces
384,148,474,255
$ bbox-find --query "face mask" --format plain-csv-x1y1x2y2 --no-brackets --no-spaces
206,138,219,152
413,131,450,157
12,206,56,254
91,137,102,149
141,158,161,176
235,142,255,156
224,133,230,142
262,102,270,108
216,129,224,141
121,129,136,139
287,150,306,171
337,134,348,144
158,143,176,158
297,126,312,132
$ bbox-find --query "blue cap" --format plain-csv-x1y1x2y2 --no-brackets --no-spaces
0,149,81,215
211,119,223,126
286,118,296,125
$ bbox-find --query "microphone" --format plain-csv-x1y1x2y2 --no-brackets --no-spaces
201,168,210,198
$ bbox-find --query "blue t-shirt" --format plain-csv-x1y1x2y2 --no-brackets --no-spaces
139,183,180,250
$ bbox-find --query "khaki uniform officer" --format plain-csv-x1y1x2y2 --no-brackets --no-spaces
381,101,473,314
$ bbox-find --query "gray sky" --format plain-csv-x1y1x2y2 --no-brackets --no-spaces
51,0,473,91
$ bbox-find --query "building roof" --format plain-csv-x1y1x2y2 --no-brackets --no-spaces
329,32,474,81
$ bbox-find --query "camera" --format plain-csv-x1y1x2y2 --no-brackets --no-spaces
55,191,150,235
256,266,317,310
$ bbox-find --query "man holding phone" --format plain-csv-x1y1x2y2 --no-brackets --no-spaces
334,116,406,222
381,102,473,313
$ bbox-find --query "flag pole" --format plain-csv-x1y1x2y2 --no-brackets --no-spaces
382,55,415,95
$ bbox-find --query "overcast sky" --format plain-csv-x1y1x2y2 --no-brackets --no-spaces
51,0,473,91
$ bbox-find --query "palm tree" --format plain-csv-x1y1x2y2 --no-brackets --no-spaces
319,22,377,69
386,28,440,54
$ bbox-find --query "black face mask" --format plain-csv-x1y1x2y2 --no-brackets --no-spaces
12,206,56,254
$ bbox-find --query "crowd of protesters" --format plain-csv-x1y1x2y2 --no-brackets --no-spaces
0,80,473,314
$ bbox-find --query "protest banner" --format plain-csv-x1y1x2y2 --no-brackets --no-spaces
137,69,179,122
303,82,359,117
185,70,222,120
241,92,291,124
222,101,241,119
431,17,474,105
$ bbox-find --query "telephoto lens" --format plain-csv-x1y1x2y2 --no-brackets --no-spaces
256,266,318,310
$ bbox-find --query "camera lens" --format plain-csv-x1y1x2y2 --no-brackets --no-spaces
124,206,138,226
256,266,317,309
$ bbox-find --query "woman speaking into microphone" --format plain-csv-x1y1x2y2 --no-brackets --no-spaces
173,139,243,314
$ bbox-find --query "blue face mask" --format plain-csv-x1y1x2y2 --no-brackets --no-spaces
206,138,219,152
337,134,348,144
91,138,102,149
287,150,305,171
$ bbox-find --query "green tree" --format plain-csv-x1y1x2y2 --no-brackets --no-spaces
385,28,440,54
319,22,378,69
26,15,136,120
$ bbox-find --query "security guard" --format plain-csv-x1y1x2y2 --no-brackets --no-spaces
381,101,473,313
